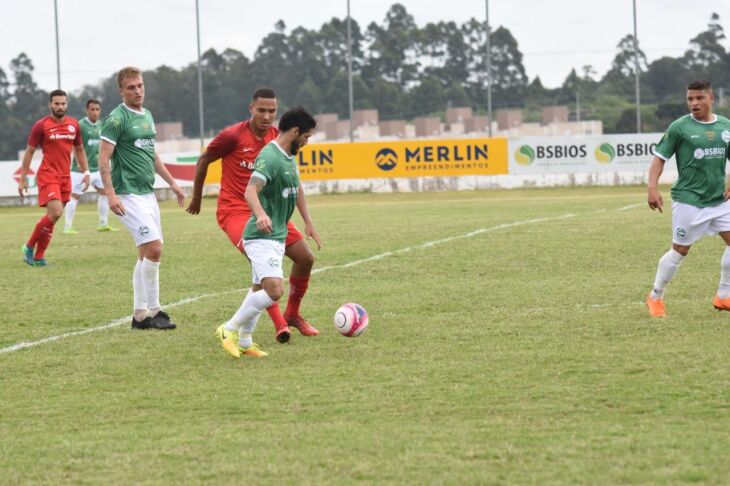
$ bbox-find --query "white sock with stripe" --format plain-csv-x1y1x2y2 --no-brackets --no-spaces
651,249,685,299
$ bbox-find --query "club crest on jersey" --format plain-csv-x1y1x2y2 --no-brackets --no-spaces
68,124,76,133
705,131,716,141
722,130,730,143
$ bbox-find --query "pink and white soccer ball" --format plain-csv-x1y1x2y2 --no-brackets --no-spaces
333,303,369,337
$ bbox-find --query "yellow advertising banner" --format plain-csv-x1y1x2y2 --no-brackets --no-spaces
295,137,509,180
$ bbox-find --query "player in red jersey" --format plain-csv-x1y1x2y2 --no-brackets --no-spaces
187,88,321,343
18,89,90,266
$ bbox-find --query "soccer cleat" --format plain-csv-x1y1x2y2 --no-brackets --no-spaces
239,342,268,358
285,314,320,336
645,294,666,318
97,224,119,232
712,295,730,312
215,324,241,358
22,245,35,266
275,326,291,344
33,258,48,267
149,311,177,330
131,316,152,329
62,227,78,235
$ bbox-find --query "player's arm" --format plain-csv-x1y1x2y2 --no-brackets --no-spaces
244,175,272,234
186,151,219,214
647,155,665,213
99,139,126,216
17,145,36,197
153,152,185,208
295,184,321,249
73,144,91,191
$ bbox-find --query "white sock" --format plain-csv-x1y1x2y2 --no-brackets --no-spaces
651,249,685,299
717,247,730,298
98,196,109,226
141,258,161,315
225,290,253,332
133,259,147,320
227,289,274,343
64,197,78,229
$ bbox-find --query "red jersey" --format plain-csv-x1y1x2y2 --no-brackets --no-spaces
207,120,278,213
27,115,82,179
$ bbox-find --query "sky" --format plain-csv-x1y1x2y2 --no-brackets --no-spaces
1,0,727,93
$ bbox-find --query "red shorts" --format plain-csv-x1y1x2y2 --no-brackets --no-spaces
37,173,71,207
216,209,304,254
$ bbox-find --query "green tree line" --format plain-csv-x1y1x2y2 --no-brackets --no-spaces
0,4,728,160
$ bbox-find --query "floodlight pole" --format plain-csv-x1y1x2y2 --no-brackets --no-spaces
54,0,61,87
347,0,354,142
195,0,205,150
633,0,641,133
485,0,493,137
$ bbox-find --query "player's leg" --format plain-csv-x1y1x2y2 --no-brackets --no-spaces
117,194,175,330
93,174,117,232
218,210,291,342
709,201,730,310
24,182,62,266
647,202,700,316
283,223,319,336
63,172,84,234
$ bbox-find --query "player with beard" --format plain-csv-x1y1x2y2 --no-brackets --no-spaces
187,89,321,343
19,89,90,266
215,107,318,358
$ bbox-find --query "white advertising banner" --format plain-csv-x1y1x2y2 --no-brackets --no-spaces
509,134,677,174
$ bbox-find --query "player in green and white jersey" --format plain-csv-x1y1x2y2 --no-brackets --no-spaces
646,79,730,317
98,66,186,331
215,107,319,358
63,99,119,234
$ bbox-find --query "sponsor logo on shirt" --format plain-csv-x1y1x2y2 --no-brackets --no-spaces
134,138,155,149
281,187,298,198
694,147,726,160
87,139,100,146
50,134,76,140
722,130,730,143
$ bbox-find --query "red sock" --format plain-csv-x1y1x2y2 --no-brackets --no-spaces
266,303,289,332
34,218,56,260
26,215,53,251
284,276,309,318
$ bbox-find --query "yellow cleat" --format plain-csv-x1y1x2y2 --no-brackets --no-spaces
215,324,241,358
239,342,268,358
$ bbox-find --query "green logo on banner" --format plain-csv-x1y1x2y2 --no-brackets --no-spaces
514,145,535,165
595,143,616,163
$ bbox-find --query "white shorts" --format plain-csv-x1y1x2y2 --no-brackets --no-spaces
116,193,163,247
71,171,104,194
672,200,730,245
243,239,285,284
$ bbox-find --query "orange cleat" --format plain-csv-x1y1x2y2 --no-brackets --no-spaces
646,294,666,317
285,314,320,336
712,295,730,312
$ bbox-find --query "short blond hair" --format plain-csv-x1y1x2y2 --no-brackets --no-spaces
117,66,142,88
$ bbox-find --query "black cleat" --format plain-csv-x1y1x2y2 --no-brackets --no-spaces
149,310,177,330
131,316,153,329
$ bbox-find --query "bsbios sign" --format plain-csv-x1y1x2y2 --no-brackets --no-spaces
510,134,676,174
296,137,508,180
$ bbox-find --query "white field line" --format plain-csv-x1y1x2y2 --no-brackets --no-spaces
0,205,638,355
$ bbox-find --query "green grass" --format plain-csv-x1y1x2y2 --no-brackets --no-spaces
1,186,729,484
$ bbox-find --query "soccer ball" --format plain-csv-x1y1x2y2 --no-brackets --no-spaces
333,303,369,337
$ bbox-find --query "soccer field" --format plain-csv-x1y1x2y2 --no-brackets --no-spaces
1,186,729,484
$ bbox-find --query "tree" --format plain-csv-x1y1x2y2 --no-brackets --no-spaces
408,76,445,117
646,57,689,101
684,13,728,86
362,4,420,87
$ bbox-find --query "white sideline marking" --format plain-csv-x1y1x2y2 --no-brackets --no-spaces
617,203,643,211
0,206,626,356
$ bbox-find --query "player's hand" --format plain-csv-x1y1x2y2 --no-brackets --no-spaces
186,197,202,215
304,222,322,250
81,174,90,192
17,175,27,198
255,214,273,234
108,193,126,216
171,184,185,208
648,188,664,213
